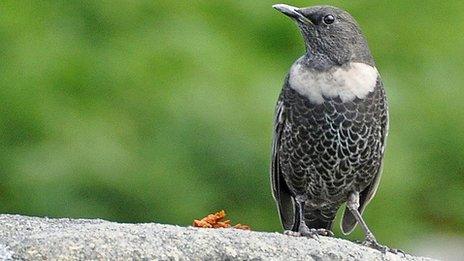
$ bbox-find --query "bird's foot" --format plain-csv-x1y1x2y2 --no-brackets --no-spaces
361,235,405,256
389,248,407,256
303,228,334,237
284,227,333,239
362,237,387,253
284,230,300,237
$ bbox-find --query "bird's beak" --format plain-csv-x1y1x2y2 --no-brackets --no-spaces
272,4,312,24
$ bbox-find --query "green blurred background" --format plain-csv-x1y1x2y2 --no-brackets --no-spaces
1,0,463,257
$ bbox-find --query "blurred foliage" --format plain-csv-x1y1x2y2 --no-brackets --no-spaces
0,0,463,252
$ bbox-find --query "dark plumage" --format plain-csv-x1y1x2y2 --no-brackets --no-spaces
271,4,391,252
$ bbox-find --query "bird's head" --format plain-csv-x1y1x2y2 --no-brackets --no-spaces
273,4,374,68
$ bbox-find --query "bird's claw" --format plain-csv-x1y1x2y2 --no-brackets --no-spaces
306,228,334,237
284,228,333,240
283,230,301,237
361,237,406,256
300,228,320,239
362,239,388,253
387,247,406,256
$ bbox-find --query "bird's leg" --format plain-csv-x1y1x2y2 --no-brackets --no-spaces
346,192,380,247
346,192,401,254
284,196,333,238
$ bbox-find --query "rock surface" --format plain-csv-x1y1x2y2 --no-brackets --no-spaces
0,214,433,260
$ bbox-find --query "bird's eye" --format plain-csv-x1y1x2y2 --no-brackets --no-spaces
323,14,335,24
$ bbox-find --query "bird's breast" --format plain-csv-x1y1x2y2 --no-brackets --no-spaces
289,61,379,104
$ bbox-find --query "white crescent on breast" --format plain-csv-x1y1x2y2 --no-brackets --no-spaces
289,60,379,104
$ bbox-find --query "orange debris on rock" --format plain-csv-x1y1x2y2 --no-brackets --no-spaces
193,210,250,230
233,224,251,230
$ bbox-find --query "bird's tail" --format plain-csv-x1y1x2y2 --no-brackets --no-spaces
304,218,333,230
303,208,336,230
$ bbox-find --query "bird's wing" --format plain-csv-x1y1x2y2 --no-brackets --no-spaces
271,88,297,231
359,81,390,210
341,80,389,234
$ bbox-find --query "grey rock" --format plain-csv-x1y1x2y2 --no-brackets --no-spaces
0,244,13,261
0,214,433,260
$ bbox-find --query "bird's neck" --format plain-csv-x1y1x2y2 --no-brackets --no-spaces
302,49,375,71
303,39,375,70
300,52,343,72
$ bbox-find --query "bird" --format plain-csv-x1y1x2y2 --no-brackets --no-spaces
270,4,390,252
